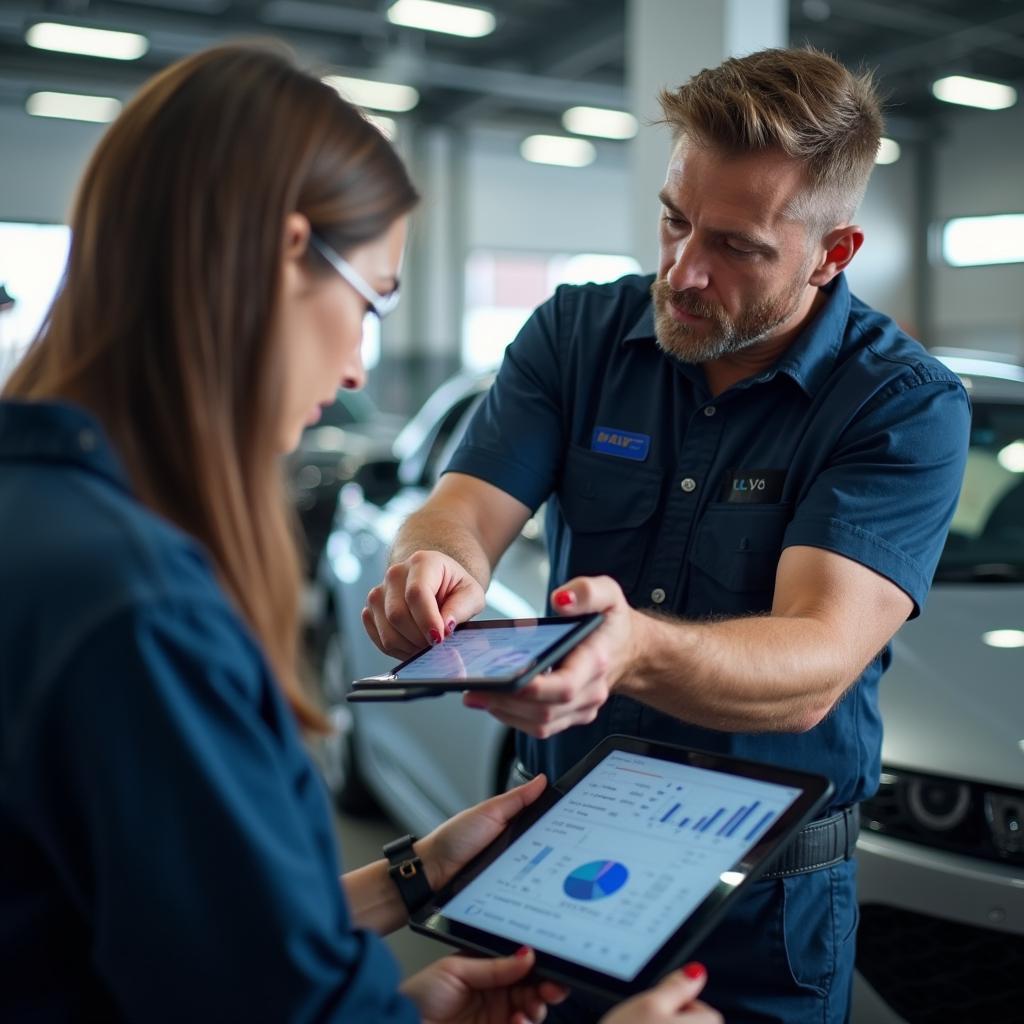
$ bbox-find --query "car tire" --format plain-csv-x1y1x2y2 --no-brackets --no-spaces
317,618,379,817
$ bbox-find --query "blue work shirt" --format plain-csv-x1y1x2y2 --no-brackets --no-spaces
448,273,970,811
0,401,418,1023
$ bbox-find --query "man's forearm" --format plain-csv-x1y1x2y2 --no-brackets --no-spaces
619,611,865,733
390,506,494,589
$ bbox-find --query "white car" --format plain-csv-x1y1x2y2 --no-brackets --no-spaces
313,353,1024,1023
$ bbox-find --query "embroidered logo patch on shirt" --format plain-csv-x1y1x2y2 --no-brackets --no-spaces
719,468,786,503
591,426,651,461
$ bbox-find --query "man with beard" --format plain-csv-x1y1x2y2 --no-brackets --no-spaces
363,48,969,1023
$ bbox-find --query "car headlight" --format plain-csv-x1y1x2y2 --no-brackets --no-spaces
905,776,972,831
862,767,1024,865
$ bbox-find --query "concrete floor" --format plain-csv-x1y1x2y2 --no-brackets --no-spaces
333,804,444,980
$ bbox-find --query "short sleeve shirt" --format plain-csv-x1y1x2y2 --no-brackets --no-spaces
446,273,971,809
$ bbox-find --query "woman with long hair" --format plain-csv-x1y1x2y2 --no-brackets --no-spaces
0,43,717,1023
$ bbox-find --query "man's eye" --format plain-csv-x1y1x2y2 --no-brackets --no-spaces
725,241,755,256
662,215,687,230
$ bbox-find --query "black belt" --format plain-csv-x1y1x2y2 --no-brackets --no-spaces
761,804,859,879
509,759,859,880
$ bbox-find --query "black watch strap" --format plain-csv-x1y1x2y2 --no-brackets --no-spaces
382,834,433,915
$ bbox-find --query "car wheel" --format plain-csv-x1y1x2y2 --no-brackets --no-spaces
318,619,379,817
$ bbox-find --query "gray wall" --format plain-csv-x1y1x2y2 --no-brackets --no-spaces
931,104,1024,359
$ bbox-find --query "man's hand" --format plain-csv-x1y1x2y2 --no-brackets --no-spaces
461,576,635,739
599,963,721,1024
363,550,486,659
401,947,568,1024
418,775,547,891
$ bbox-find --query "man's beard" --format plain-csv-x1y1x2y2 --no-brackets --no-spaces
651,276,806,364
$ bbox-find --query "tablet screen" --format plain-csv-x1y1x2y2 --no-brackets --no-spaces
392,621,578,681
439,749,802,981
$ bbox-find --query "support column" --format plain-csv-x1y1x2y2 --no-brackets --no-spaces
626,0,788,267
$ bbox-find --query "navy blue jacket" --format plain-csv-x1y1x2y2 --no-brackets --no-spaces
0,400,419,1022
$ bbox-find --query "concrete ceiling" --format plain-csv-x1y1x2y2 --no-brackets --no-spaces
0,0,1021,138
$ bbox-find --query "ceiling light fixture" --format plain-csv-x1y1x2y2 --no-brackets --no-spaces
387,0,495,37
26,91,122,123
26,22,149,60
875,137,901,165
932,75,1017,111
322,75,419,112
562,106,638,140
982,629,1024,649
520,135,595,168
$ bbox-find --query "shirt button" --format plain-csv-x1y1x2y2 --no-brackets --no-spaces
703,405,716,417
651,588,666,604
78,428,97,452
680,477,697,493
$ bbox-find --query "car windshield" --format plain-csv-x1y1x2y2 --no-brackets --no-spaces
935,400,1024,582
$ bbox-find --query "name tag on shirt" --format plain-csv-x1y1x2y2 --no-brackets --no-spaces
591,426,651,462
719,468,786,503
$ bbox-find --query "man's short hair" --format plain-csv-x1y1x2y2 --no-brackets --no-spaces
658,47,884,232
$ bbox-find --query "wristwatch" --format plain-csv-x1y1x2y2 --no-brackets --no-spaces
382,834,434,914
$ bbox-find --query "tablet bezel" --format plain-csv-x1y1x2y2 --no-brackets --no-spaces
351,614,604,693
409,735,834,1000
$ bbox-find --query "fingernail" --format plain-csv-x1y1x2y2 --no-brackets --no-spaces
553,590,575,608
515,945,531,958
445,619,456,636
463,695,487,709
429,628,442,645
682,961,705,980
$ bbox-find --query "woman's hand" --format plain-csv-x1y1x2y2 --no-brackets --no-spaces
401,947,568,1024
599,964,721,1024
419,774,547,891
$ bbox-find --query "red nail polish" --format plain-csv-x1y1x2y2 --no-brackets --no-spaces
429,628,442,645
463,695,486,709
553,591,575,607
515,945,531,958
445,619,456,636
682,961,705,980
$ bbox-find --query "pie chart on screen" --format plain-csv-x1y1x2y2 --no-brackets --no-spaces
563,860,629,901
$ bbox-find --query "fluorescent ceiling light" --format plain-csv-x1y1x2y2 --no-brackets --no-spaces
942,213,1024,267
322,74,419,112
932,75,1017,111
26,22,148,60
997,440,1024,473
875,137,901,165
982,629,1024,649
366,114,397,139
26,91,122,123
387,0,495,37
520,135,595,168
562,106,638,140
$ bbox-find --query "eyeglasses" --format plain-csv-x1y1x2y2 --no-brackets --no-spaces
309,233,401,320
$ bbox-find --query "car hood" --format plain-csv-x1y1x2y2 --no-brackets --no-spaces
883,583,1024,789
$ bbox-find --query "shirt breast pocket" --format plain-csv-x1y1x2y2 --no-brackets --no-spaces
558,444,662,594
688,503,793,615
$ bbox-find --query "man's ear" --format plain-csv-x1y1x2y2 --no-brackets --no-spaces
808,225,864,286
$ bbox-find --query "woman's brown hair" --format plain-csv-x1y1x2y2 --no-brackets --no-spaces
3,43,419,729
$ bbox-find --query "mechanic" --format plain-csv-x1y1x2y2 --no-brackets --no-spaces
363,47,971,1024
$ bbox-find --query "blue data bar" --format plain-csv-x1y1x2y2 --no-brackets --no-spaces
693,816,707,831
700,808,726,833
660,802,681,824
725,800,760,838
717,805,746,836
677,816,690,828
745,810,775,842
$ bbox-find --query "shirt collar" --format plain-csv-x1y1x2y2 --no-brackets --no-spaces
0,399,133,492
620,273,852,398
